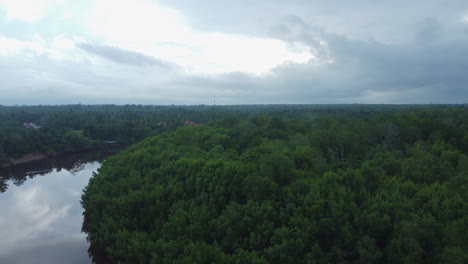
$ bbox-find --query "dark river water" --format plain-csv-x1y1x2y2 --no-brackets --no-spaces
0,150,117,264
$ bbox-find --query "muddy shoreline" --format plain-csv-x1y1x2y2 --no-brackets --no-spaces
1,153,49,167
0,144,124,169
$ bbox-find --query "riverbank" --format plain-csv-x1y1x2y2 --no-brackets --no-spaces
1,144,125,169
1,153,49,168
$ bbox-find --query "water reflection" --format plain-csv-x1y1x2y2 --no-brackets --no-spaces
0,150,112,193
0,150,116,264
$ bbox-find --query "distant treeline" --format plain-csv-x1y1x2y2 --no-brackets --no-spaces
82,105,468,263
1,104,466,162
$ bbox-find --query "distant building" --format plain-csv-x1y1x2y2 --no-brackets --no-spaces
184,121,199,126
23,122,41,130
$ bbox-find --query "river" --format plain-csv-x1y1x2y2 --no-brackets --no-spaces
0,150,117,264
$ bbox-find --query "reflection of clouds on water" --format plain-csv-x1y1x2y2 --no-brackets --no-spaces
0,150,113,193
0,238,91,264
12,176,27,187
0,160,103,264
25,169,54,177
67,188,82,198
70,161,86,175
0,181,6,192
0,186,72,254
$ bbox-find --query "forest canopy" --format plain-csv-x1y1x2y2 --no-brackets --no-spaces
2,104,466,162
82,107,468,264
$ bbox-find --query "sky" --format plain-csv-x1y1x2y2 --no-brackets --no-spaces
0,0,467,105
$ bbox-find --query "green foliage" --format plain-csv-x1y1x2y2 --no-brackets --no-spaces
61,130,92,151
82,108,468,263
0,104,246,160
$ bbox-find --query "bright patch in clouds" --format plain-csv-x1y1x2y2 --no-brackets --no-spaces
0,35,76,60
0,35,46,55
462,14,468,23
87,0,313,74
182,33,313,74
0,0,64,22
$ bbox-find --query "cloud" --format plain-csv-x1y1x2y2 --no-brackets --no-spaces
0,35,46,55
462,13,468,36
414,17,443,43
462,14,468,23
85,0,314,74
159,0,468,43
1,1,468,104
162,16,468,104
76,42,171,67
0,0,64,22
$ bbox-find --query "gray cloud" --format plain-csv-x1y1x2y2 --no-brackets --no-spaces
1,1,468,104
163,15,468,104
159,0,468,42
76,43,171,68
414,17,443,43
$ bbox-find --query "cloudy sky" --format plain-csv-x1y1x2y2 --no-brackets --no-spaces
1,0,467,105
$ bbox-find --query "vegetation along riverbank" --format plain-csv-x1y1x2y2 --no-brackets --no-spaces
82,106,468,263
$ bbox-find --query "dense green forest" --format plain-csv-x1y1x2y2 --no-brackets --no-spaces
0,104,211,162
0,104,255,162
1,104,465,162
0,104,337,162
82,106,468,263
0,104,442,162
